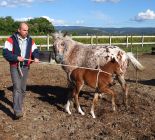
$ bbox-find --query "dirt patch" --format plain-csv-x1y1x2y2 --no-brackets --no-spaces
0,54,155,140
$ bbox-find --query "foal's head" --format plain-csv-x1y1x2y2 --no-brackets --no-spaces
101,58,123,75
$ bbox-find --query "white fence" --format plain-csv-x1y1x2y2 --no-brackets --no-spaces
73,35,155,47
0,35,53,50
1,35,155,50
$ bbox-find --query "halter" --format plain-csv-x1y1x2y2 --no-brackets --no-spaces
55,40,68,63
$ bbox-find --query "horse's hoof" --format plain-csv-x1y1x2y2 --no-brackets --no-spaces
90,112,96,118
80,112,85,115
67,111,72,115
91,114,96,119
64,108,72,115
78,107,85,115
113,107,116,112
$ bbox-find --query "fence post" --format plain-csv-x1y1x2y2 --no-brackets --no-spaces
141,35,144,47
136,42,139,89
96,35,98,45
109,35,111,46
130,35,133,52
126,35,128,48
47,34,50,51
91,36,93,45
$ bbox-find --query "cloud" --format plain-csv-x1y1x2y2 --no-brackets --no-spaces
0,1,8,6
75,20,84,25
15,17,33,21
0,0,54,7
134,9,155,22
15,16,66,26
92,0,120,3
15,16,84,26
42,16,66,25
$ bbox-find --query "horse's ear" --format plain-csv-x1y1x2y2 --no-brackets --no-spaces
51,32,57,40
51,33,54,37
63,32,68,37
51,31,63,40
111,57,116,63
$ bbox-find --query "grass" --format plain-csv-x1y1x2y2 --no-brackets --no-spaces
0,44,153,57
117,44,153,54
0,36,154,57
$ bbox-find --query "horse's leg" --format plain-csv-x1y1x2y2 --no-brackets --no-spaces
65,91,73,114
101,87,116,111
74,82,85,115
65,82,74,114
65,99,72,114
90,93,99,118
117,74,129,107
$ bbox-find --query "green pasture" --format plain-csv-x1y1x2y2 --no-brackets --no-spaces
74,36,155,44
0,36,155,56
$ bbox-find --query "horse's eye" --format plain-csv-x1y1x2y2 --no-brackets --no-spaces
61,42,65,46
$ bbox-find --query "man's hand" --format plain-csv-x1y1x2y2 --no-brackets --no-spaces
17,56,24,62
34,58,40,63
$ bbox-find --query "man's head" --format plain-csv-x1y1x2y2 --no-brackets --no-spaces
18,22,29,39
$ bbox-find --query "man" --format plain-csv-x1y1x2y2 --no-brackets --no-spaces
3,22,39,120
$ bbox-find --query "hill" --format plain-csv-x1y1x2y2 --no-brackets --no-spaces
55,26,155,35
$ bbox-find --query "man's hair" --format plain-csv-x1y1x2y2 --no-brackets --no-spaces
19,22,29,29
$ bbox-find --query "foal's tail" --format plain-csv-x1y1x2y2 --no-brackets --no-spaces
126,52,144,71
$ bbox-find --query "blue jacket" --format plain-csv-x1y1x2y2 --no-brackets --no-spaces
3,32,39,67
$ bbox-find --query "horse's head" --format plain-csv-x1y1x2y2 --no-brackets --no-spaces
110,57,123,75
101,57,123,75
52,32,66,63
52,32,73,63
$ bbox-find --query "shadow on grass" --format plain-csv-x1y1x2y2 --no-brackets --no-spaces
26,85,91,111
127,79,155,86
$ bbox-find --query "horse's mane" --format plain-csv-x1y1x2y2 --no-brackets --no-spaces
52,32,84,47
52,32,64,39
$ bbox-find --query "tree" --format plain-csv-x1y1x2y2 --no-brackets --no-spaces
0,16,55,35
28,17,55,35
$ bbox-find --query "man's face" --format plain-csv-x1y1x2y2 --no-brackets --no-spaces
18,24,29,38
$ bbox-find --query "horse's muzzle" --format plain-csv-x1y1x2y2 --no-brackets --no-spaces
55,55,64,63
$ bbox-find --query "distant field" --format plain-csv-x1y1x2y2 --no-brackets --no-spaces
0,36,155,55
73,36,155,44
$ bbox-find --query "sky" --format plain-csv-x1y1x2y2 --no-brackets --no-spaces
0,0,155,27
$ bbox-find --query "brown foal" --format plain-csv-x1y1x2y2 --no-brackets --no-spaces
65,58,124,118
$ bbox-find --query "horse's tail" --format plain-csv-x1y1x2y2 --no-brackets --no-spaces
126,52,144,71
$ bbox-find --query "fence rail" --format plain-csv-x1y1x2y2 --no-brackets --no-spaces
0,35,53,50
1,35,155,50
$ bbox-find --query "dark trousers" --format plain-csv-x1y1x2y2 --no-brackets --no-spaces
10,66,29,115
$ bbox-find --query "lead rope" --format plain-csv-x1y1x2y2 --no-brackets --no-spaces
18,62,23,77
24,58,112,75
95,58,101,92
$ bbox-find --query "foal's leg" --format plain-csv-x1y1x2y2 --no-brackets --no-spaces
90,93,99,118
65,82,74,114
74,82,85,115
117,74,129,106
65,93,73,114
101,88,116,111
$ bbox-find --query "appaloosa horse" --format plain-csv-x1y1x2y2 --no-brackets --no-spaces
66,58,123,118
52,32,144,108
